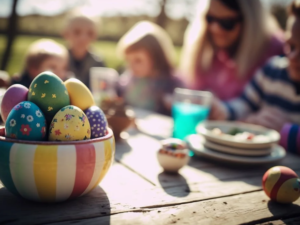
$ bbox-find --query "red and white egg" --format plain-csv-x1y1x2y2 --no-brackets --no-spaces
157,138,190,172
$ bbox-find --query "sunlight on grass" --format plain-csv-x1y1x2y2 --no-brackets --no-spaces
0,35,182,76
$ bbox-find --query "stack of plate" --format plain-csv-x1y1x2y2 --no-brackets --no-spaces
186,121,286,165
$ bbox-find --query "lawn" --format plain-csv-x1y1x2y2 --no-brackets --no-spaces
0,35,182,76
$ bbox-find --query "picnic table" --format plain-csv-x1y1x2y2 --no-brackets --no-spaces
1,108,300,225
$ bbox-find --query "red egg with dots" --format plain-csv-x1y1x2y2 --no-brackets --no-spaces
262,166,300,203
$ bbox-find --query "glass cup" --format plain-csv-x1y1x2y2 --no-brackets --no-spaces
172,88,212,140
89,67,119,105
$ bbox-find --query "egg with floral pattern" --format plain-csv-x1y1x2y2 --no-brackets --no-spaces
48,105,91,141
5,101,47,141
28,71,70,122
84,106,108,138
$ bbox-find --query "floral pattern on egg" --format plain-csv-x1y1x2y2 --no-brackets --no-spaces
5,101,47,141
48,105,91,141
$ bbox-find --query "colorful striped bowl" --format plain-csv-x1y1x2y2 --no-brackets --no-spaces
0,127,115,203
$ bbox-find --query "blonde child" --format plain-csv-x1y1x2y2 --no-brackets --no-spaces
116,21,183,115
62,12,105,88
11,39,68,88
210,0,300,131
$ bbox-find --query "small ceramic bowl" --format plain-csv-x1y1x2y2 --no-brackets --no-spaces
0,126,115,203
157,138,190,172
106,115,134,140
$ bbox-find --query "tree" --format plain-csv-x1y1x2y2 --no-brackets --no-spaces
156,0,167,28
1,0,19,71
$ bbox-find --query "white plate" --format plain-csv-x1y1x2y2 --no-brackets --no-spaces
186,134,286,165
198,135,272,156
197,121,280,149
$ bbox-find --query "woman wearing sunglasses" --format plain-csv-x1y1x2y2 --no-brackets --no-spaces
180,0,284,101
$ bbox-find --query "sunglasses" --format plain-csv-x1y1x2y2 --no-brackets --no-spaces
206,15,242,31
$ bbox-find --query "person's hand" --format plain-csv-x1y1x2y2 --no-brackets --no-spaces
209,97,228,120
243,107,290,131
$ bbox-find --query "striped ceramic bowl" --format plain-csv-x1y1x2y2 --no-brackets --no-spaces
0,127,115,203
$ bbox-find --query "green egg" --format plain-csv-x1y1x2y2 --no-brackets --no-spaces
28,71,70,122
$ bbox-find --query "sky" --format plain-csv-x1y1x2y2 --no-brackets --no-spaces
0,0,294,20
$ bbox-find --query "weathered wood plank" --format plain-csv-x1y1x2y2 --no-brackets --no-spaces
4,165,300,225
258,216,300,225
119,108,173,141
0,162,153,225
50,191,300,225
2,108,300,225
115,131,300,188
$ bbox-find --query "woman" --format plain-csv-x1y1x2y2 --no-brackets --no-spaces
180,0,284,100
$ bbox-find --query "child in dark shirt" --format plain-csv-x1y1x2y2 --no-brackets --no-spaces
62,13,105,89
11,39,68,88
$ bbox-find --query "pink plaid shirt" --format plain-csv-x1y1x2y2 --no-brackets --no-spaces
191,35,284,101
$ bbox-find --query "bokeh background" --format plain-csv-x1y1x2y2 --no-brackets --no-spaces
0,0,294,76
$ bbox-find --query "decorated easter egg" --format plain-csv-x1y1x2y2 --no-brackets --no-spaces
84,106,107,138
5,101,47,141
157,138,190,172
262,166,300,203
1,84,28,123
28,71,70,122
48,105,91,141
64,78,95,111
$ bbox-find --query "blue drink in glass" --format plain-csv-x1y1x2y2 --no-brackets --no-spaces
172,103,210,140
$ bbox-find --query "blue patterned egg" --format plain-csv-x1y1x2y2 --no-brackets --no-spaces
5,101,47,141
84,106,107,138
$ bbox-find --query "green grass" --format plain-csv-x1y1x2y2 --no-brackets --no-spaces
0,35,182,76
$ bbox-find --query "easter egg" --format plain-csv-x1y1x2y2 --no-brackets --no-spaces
5,101,47,141
64,78,95,111
262,166,300,203
1,84,28,123
28,71,70,122
48,105,91,141
84,106,107,138
157,138,190,172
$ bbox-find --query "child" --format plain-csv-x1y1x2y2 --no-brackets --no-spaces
116,21,183,115
210,0,300,131
11,39,69,88
62,12,105,89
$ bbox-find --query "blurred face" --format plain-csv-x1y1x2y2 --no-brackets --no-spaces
125,49,153,77
285,16,300,82
36,56,68,79
206,0,243,50
64,20,97,51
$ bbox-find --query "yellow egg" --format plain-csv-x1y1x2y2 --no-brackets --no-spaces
64,78,95,111
48,105,91,141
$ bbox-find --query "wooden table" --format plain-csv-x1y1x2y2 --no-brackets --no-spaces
1,109,300,225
